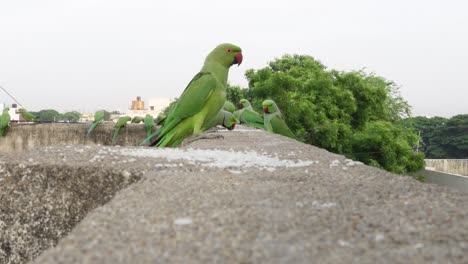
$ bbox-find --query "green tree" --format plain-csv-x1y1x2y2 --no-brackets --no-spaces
349,121,424,173
31,109,61,122
226,84,248,108
244,54,424,173
61,111,81,122
405,115,468,158
441,114,468,158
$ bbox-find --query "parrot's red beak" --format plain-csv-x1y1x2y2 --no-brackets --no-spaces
239,102,243,108
263,106,268,113
230,124,236,130
234,52,243,66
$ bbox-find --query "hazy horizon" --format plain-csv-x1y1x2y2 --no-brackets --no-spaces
1,0,467,117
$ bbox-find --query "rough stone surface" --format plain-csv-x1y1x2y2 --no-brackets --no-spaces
0,122,148,153
1,126,468,263
0,145,154,263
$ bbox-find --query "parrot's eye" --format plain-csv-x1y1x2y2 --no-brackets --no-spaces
226,48,232,53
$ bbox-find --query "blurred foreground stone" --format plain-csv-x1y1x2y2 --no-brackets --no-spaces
0,125,467,263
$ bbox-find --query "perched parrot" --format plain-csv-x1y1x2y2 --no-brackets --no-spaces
112,116,131,144
131,116,144,123
203,110,239,131
262,100,295,139
144,114,155,138
223,101,236,113
143,43,243,147
18,108,36,122
0,108,11,137
154,112,166,126
233,99,264,129
86,110,105,137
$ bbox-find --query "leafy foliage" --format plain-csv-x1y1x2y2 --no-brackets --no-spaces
29,110,81,122
240,54,423,173
30,109,61,122
402,115,468,158
61,111,81,122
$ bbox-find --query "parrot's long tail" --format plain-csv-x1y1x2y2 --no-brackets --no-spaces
146,127,152,138
86,122,97,137
0,127,4,137
112,128,120,144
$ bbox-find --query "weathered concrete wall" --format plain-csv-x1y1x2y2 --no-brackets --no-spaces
425,159,468,176
0,122,149,152
0,146,154,263
1,125,468,263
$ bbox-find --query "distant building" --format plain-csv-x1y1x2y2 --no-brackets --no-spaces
131,96,145,110
79,113,94,122
126,96,170,119
148,97,171,114
0,103,26,122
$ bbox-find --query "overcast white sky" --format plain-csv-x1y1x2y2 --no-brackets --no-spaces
0,0,467,117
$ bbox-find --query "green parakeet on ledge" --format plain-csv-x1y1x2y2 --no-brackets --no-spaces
131,116,144,124
112,116,131,144
0,108,11,137
19,108,36,122
223,101,236,113
203,110,239,131
144,114,155,138
86,110,105,137
143,43,243,147
233,99,264,129
262,100,295,139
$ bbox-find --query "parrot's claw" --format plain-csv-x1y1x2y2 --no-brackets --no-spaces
181,133,224,146
204,127,219,133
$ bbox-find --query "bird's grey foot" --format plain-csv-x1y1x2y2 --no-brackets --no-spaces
181,133,224,146
204,127,219,133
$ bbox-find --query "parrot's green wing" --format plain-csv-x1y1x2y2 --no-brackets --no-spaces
86,111,105,137
233,109,241,119
143,72,217,146
131,116,143,123
112,116,131,144
144,115,155,137
240,109,264,129
0,110,11,137
223,101,236,113
19,109,36,122
95,111,105,122
269,115,295,139
86,122,98,138
202,110,224,131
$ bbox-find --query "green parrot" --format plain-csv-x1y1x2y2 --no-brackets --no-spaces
0,108,11,137
143,43,243,147
233,99,264,129
18,108,36,122
203,110,239,131
144,114,155,138
154,112,166,126
262,99,295,139
112,116,131,144
131,116,144,123
223,101,236,113
86,110,105,137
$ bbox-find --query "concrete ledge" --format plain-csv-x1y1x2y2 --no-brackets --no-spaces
1,125,468,263
0,146,152,263
0,122,148,152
